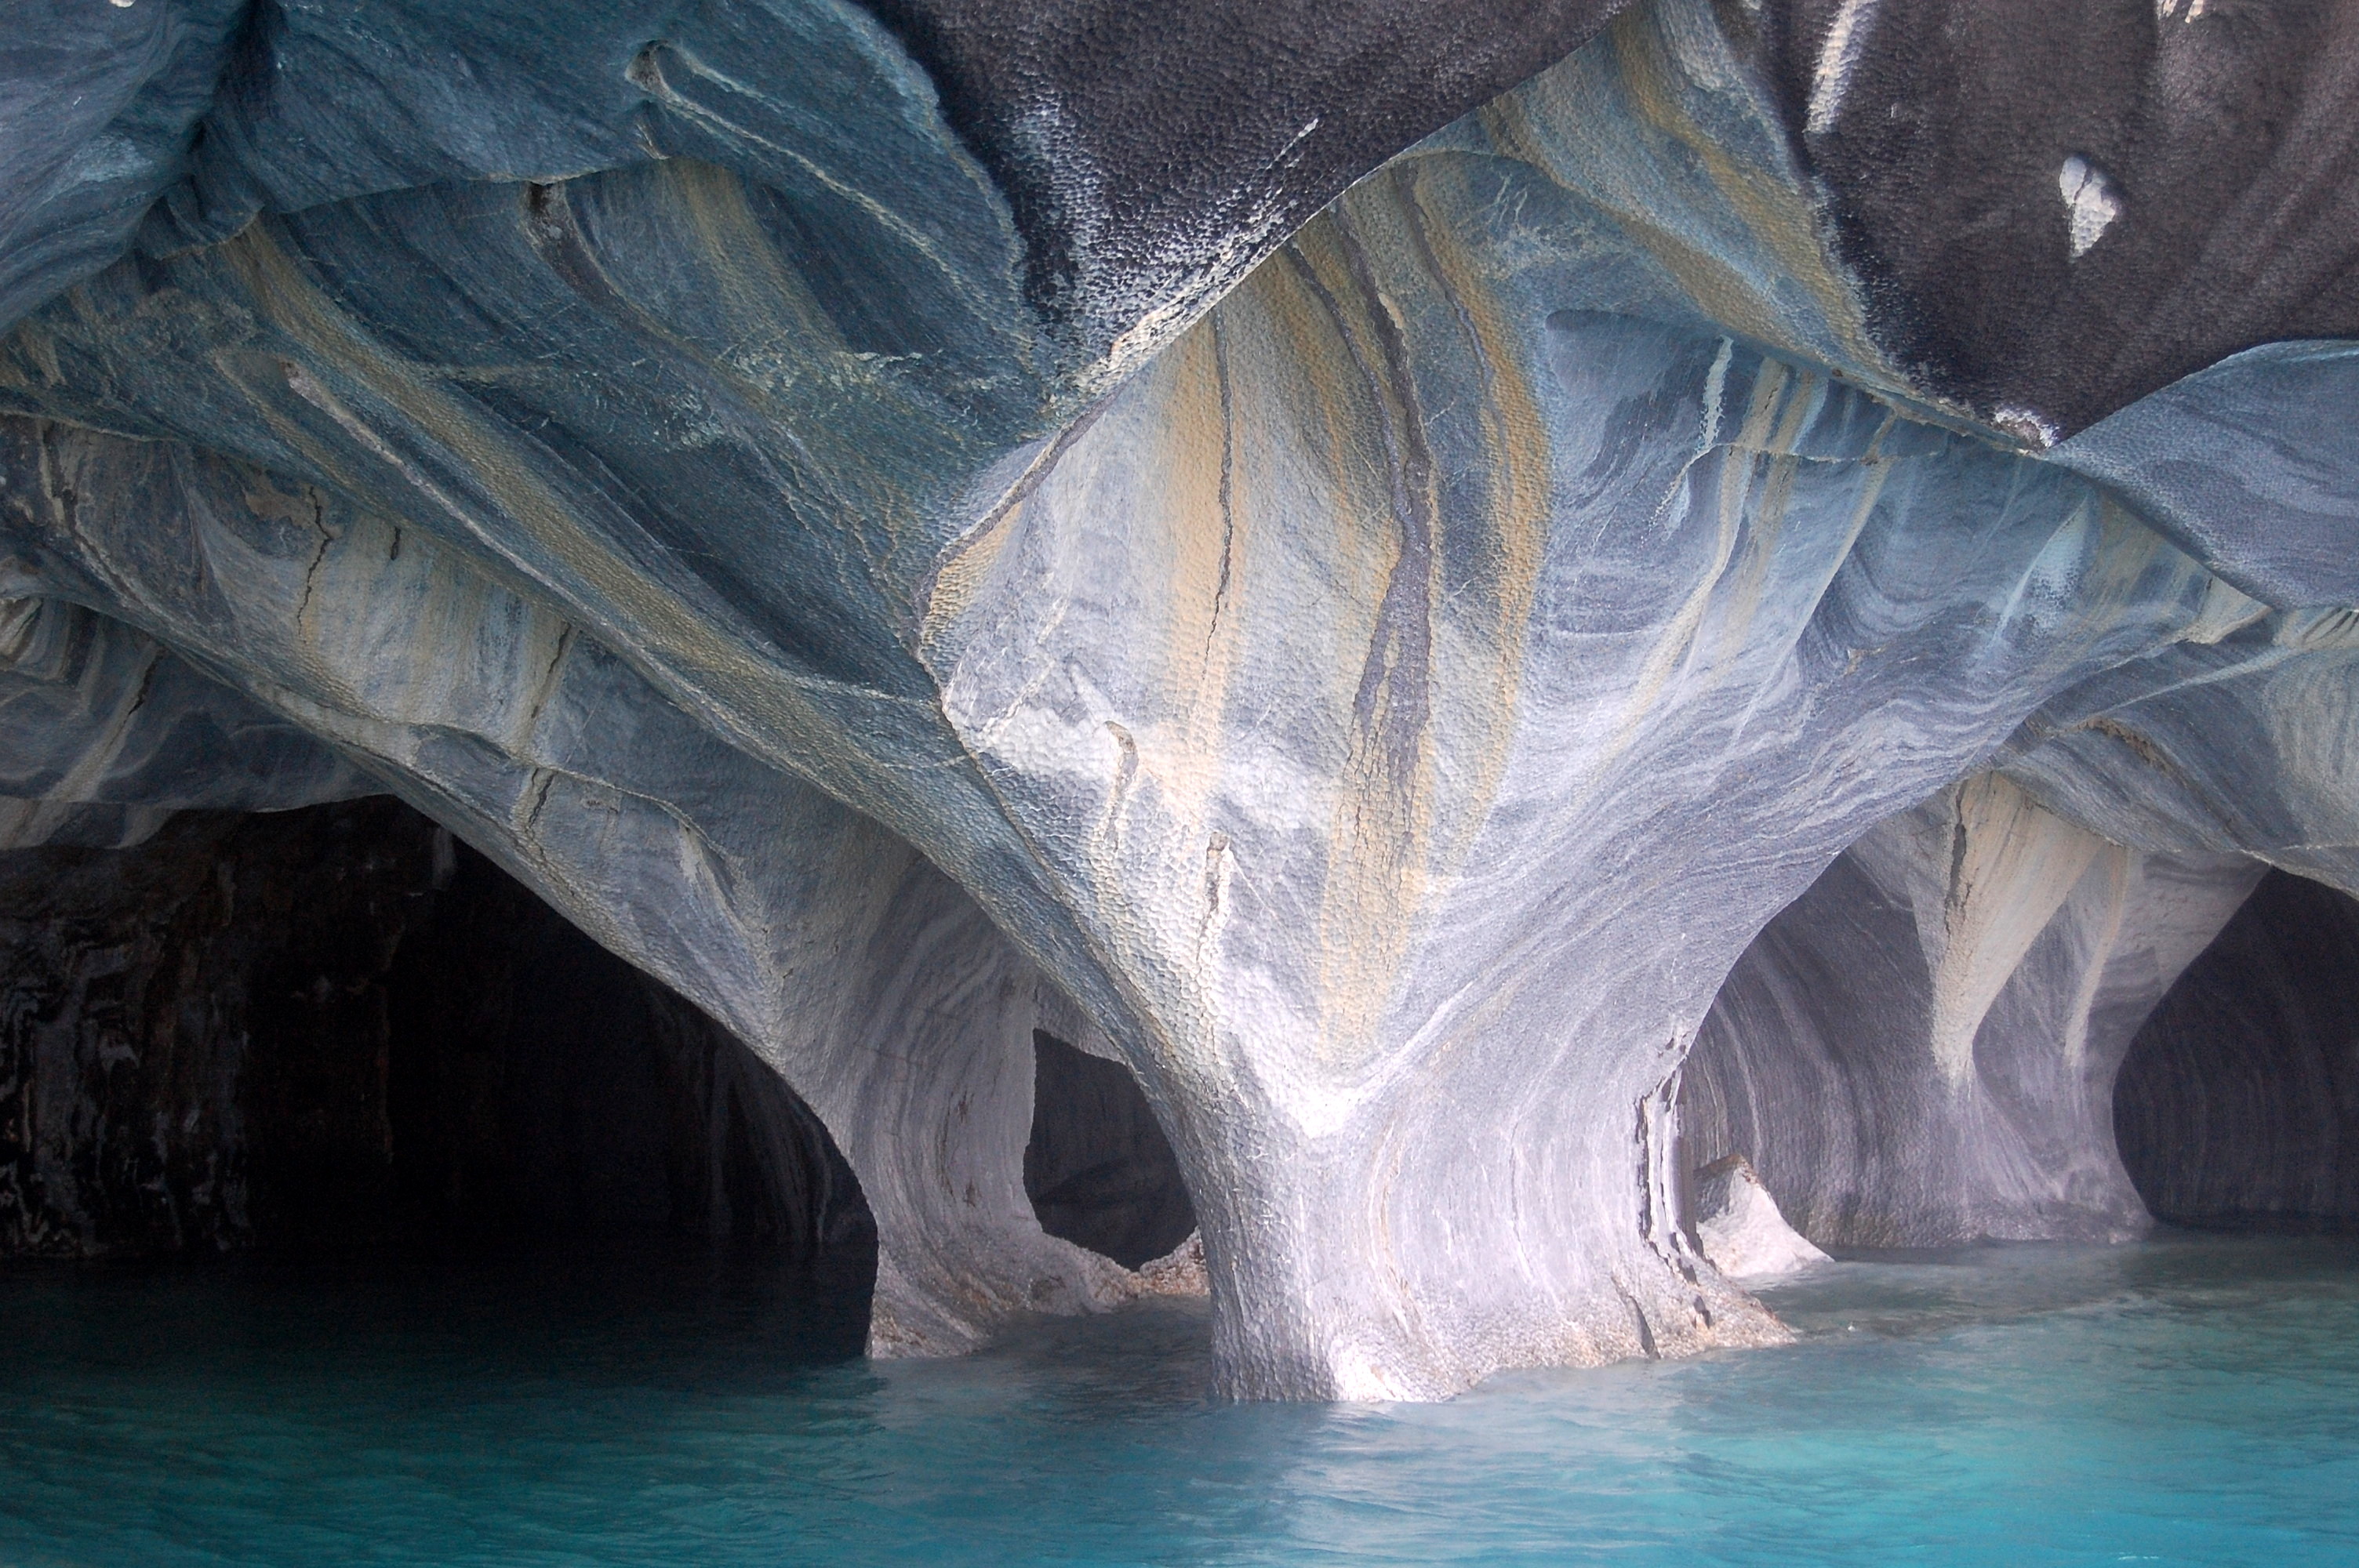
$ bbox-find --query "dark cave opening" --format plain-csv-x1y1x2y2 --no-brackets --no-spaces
1023,1030,1195,1269
2117,869,2359,1230
0,798,877,1294
380,826,874,1262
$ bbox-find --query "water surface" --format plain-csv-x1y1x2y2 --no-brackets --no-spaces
3,1232,2355,1566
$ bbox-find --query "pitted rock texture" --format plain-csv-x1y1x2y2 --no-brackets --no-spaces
1684,775,2261,1247
2117,869,2359,1229
0,0,2354,1399
1760,1,2359,437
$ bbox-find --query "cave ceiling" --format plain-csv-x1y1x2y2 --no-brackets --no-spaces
0,0,2354,1400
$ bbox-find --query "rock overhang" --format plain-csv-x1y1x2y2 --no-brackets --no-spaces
0,0,2354,1400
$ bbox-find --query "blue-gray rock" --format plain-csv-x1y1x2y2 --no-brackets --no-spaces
1685,774,2260,1247
0,595,369,847
0,0,2354,1402
0,413,1187,1353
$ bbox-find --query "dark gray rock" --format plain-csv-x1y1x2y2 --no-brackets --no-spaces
0,800,421,1255
1761,0,2359,437
848,0,1633,348
0,795,872,1261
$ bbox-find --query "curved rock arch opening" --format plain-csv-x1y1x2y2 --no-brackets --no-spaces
1679,771,2265,1262
2116,869,2359,1232
1024,1029,1198,1272
0,797,878,1313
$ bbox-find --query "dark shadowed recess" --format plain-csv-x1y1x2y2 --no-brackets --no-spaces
2118,869,2359,1230
1760,0,2359,437
852,0,1630,336
1677,852,1947,1248
0,798,876,1293
1024,1031,1194,1269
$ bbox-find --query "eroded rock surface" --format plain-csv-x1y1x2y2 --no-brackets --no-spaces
0,597,368,848
1685,775,2261,1247
1692,1155,1826,1280
2117,870,2359,1229
0,0,2354,1399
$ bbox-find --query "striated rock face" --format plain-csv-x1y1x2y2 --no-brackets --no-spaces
2117,870,2359,1230
0,597,368,849
0,0,2354,1398
0,418,1164,1354
1685,775,2261,1247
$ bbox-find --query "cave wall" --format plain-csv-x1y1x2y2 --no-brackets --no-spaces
0,411,1171,1359
2117,869,2359,1229
0,596,370,851
1684,775,2260,1248
382,827,873,1258
0,797,871,1261
0,800,431,1254
0,0,2353,1399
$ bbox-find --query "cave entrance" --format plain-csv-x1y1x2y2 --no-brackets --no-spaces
0,798,877,1302
1023,1031,1196,1269
2115,869,2359,1230
383,824,876,1269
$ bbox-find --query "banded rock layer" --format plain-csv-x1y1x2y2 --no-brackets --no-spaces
0,0,2354,1398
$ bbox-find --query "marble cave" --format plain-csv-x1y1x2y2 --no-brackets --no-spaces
2,0,2358,1557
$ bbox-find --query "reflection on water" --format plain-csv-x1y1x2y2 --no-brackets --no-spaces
2,1232,2356,1566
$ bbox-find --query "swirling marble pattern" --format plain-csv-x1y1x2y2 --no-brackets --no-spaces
1685,775,2259,1247
0,417,1160,1353
0,0,2353,1399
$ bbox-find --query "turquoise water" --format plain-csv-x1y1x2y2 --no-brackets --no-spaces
3,1233,2357,1566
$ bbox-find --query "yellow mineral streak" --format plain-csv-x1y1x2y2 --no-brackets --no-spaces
1369,168,1551,877
202,220,922,816
1275,226,1441,1073
1474,88,1794,356
1605,13,1896,386
1147,321,1244,826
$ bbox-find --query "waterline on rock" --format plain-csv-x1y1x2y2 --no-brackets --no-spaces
2,1232,2354,1565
